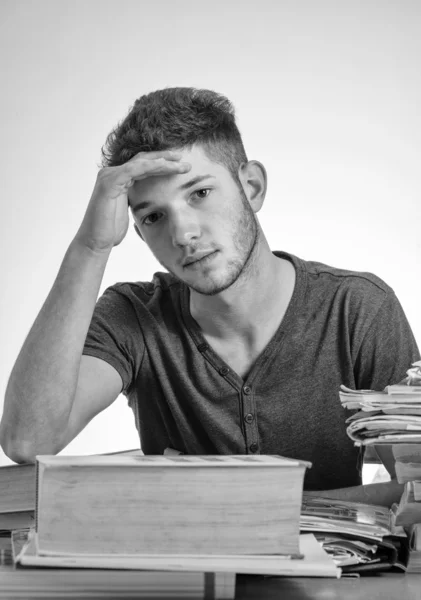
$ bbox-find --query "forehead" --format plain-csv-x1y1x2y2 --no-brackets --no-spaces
128,144,228,207
173,144,214,164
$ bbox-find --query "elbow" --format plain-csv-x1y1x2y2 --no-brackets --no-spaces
0,423,59,464
0,416,24,462
0,436,37,464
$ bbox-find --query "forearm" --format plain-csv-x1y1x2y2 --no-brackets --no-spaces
304,479,404,508
0,239,110,460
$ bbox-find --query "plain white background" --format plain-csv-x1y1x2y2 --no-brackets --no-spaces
0,0,420,467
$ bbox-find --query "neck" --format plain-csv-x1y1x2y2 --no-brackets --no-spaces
189,236,295,341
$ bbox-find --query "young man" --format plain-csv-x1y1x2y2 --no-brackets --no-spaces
1,87,419,506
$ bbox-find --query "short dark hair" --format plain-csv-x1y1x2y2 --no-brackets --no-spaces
101,87,248,188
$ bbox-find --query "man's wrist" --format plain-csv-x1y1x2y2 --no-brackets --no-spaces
70,236,113,260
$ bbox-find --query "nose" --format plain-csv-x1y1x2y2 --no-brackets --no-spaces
169,208,201,248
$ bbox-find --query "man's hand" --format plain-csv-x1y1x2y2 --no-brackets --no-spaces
75,150,191,252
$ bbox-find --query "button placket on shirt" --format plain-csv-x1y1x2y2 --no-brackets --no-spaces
241,385,259,454
195,339,259,453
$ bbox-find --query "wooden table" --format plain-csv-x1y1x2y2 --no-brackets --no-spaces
237,572,421,599
1,567,421,599
2,533,421,599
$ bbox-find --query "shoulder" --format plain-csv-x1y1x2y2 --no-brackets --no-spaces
308,259,393,311
277,250,394,304
275,251,404,336
304,256,391,296
100,271,183,306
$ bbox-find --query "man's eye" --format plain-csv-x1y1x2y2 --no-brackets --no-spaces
193,188,211,200
143,213,161,226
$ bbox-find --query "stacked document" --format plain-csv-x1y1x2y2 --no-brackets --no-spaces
337,361,421,571
301,497,407,573
390,445,421,534
339,363,421,445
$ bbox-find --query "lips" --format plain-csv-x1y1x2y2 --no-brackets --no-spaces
183,250,217,267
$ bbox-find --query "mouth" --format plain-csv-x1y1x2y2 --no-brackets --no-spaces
183,251,218,268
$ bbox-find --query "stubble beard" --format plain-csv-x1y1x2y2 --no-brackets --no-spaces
160,194,260,296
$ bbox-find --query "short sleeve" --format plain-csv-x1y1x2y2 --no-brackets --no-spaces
353,289,420,390
83,286,145,395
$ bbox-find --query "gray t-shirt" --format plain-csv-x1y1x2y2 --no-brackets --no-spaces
83,251,420,490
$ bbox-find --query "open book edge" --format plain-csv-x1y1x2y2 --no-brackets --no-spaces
36,454,311,468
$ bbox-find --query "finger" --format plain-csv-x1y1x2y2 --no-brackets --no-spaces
128,150,183,162
140,162,192,179
123,163,191,190
128,158,192,181
108,157,190,189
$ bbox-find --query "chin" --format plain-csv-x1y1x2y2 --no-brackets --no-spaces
185,266,246,296
188,280,232,296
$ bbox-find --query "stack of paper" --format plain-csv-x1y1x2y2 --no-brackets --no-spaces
339,363,421,446
301,496,407,573
338,361,421,571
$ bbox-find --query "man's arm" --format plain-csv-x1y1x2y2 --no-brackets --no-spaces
305,445,402,507
0,241,114,462
0,151,192,463
304,480,403,507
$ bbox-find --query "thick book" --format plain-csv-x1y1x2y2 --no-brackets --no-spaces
0,463,36,514
16,529,340,578
34,454,310,557
0,448,142,525
0,511,34,532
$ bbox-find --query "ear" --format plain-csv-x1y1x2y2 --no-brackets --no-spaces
237,160,267,214
133,223,144,241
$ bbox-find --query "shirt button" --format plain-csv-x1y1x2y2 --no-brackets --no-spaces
243,386,252,395
219,366,230,376
197,343,209,353
244,413,254,424
249,443,258,453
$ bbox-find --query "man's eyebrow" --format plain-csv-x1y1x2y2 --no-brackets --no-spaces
131,174,216,213
177,174,216,191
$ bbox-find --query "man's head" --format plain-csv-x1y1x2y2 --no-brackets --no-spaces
101,87,248,194
101,87,267,295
